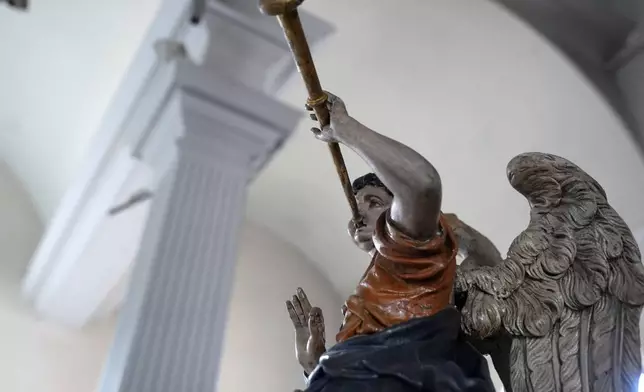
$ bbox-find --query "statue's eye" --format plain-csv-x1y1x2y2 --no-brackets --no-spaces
369,199,382,208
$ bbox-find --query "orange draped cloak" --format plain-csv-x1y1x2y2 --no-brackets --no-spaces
336,212,458,343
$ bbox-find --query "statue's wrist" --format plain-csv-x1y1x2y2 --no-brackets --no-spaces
334,116,359,144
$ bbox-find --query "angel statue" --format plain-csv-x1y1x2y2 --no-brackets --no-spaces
285,92,644,392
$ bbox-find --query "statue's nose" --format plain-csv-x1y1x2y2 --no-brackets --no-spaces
354,215,367,229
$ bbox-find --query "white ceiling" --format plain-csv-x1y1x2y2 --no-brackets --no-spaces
3,0,644,299
0,0,162,221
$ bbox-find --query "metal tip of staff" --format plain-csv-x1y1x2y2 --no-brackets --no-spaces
190,0,205,25
258,0,305,16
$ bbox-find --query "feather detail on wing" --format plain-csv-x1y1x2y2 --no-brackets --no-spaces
456,153,644,392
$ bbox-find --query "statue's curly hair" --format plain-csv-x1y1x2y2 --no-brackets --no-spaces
352,173,393,196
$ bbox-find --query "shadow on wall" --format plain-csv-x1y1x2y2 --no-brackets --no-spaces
494,0,644,149
0,159,117,392
0,159,42,281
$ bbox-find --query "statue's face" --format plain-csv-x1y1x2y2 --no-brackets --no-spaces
348,185,393,253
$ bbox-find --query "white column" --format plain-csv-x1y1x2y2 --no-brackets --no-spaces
106,155,248,392
99,57,297,392
21,0,332,329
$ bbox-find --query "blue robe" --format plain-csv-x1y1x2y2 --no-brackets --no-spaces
305,307,495,392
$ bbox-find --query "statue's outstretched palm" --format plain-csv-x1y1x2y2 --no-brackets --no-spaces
286,288,326,374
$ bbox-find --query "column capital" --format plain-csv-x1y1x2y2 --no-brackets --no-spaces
136,58,301,177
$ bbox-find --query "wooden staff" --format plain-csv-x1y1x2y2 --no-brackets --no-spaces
259,0,361,223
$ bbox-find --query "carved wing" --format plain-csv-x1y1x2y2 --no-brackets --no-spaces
455,153,644,392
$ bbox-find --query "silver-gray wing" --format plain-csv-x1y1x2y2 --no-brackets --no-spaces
455,153,644,392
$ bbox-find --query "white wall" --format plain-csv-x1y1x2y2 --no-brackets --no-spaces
0,0,162,221
218,221,343,392
0,160,116,392
0,168,341,392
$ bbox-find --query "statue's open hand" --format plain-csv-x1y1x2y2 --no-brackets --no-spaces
307,91,351,143
286,287,326,374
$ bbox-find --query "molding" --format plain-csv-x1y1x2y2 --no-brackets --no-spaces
31,160,155,327
22,0,330,327
23,0,191,305
23,149,140,301
609,24,644,70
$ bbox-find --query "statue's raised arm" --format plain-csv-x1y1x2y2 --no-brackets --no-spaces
304,93,495,392
311,92,442,239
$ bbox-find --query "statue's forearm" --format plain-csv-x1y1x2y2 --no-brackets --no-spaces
335,117,442,238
